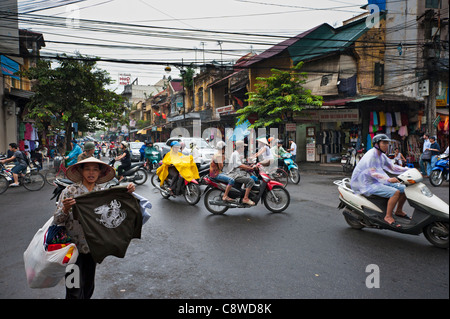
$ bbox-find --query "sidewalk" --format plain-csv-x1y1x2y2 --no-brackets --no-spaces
298,162,347,176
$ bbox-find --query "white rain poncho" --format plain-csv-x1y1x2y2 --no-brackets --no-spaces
350,148,409,196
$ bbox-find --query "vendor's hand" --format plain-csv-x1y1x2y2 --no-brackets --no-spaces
388,177,400,183
62,197,76,214
127,183,136,193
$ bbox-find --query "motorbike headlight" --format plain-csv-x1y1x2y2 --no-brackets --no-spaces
420,185,433,198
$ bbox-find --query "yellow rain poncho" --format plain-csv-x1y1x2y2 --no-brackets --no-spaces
156,150,199,186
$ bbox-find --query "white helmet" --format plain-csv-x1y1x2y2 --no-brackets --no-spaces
216,141,226,149
121,141,128,148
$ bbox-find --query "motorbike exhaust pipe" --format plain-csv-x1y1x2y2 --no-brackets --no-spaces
209,199,240,208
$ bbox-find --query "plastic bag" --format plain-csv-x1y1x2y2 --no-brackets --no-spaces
23,217,79,288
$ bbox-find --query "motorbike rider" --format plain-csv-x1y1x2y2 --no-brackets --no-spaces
210,141,235,202
225,140,255,206
350,134,410,228
77,141,96,162
65,140,82,166
115,141,131,182
0,143,28,187
271,139,288,167
250,137,274,169
144,141,160,168
156,141,199,195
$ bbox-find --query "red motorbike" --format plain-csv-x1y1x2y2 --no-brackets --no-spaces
203,163,290,215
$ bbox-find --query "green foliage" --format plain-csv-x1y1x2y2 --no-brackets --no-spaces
236,62,322,128
21,53,127,143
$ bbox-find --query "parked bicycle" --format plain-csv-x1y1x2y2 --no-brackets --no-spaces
44,155,67,185
0,163,45,194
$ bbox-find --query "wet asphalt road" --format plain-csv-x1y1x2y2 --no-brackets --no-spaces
0,169,448,300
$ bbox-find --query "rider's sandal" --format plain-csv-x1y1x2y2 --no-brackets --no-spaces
242,199,255,206
386,220,402,228
222,196,234,202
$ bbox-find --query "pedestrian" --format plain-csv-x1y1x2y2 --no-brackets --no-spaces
53,157,135,299
427,136,440,177
419,133,431,176
393,148,406,167
287,138,297,162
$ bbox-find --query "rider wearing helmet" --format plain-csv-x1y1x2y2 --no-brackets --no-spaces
115,141,131,182
210,141,235,202
350,134,410,228
77,141,96,162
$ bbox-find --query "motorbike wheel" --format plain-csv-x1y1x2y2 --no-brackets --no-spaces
204,188,229,215
134,168,148,185
184,183,201,205
343,209,365,229
423,222,449,249
270,168,288,187
151,173,160,188
429,170,443,187
264,185,290,213
289,168,300,184
0,175,8,194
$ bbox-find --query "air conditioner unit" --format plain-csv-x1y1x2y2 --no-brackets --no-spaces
418,80,429,97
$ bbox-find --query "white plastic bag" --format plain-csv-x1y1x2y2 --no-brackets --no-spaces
23,217,79,288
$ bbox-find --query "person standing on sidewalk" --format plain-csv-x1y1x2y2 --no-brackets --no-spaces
287,138,297,163
419,133,431,176
426,136,440,177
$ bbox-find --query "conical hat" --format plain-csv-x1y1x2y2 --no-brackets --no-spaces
256,137,269,145
66,157,115,184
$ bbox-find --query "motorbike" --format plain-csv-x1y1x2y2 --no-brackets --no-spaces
50,178,73,204
342,143,365,173
202,163,290,215
151,160,210,187
145,151,162,173
334,168,449,248
280,153,300,184
101,145,107,156
429,154,449,187
105,159,148,187
152,165,201,205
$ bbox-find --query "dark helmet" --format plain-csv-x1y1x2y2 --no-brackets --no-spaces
372,134,391,145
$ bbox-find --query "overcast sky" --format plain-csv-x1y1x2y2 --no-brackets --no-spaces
17,0,368,91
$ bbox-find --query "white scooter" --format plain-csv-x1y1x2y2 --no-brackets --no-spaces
334,168,449,248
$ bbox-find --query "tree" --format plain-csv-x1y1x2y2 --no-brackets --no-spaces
236,62,323,128
21,54,127,149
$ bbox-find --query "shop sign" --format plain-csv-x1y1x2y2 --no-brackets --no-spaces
285,123,296,131
319,109,359,122
216,105,235,116
306,143,316,162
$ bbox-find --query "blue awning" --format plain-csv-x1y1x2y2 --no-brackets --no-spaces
1,55,20,80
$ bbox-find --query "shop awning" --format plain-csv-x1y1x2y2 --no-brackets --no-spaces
347,95,378,103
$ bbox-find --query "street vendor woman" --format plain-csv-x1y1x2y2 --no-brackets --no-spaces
53,157,135,299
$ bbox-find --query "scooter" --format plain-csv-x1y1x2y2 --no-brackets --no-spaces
334,168,449,248
152,165,201,205
203,163,290,215
429,154,449,187
280,153,300,184
105,159,148,187
342,143,364,173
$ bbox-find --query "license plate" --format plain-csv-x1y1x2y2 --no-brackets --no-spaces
341,159,347,164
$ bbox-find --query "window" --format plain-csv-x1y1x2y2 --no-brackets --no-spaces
320,74,333,86
426,0,440,9
374,62,384,86
197,87,203,107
